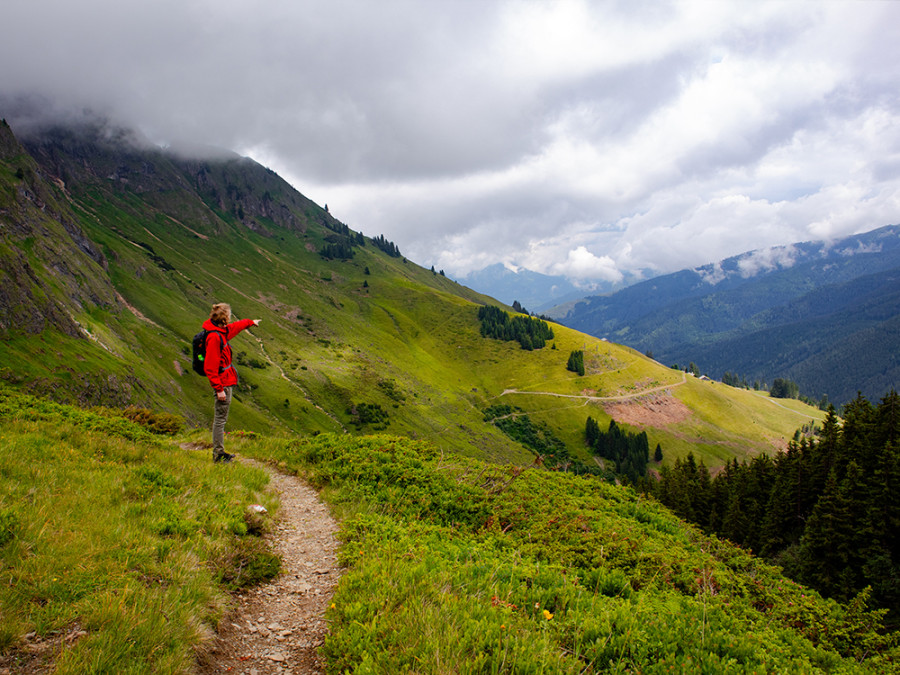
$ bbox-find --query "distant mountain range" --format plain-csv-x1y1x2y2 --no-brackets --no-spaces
458,264,647,314
456,264,587,314
557,225,900,405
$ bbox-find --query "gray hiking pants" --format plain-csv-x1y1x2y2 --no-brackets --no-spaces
212,386,233,458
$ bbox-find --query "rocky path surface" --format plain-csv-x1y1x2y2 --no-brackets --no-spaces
200,460,343,675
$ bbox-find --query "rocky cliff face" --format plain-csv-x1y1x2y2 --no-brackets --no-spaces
0,119,120,337
19,121,335,240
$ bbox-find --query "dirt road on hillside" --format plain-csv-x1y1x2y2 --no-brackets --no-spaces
498,371,687,405
199,460,342,675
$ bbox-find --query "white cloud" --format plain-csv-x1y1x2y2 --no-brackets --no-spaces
2,0,899,285
737,245,799,278
553,246,623,283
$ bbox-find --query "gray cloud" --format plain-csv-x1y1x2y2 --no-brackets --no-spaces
2,0,899,282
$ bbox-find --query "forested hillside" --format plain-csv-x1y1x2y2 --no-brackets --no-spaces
558,225,900,404
655,391,900,627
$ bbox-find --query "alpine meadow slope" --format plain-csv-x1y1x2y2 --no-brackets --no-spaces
2,390,895,673
0,117,823,470
2,117,899,674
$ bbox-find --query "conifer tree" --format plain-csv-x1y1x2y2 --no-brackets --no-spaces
566,350,585,376
585,416,600,447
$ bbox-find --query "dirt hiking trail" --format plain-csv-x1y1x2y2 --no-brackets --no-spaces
199,459,343,675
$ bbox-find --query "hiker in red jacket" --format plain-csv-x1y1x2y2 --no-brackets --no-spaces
203,302,261,463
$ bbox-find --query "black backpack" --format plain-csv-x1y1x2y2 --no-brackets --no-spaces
191,329,225,376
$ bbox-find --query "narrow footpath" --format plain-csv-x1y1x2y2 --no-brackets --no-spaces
200,461,343,675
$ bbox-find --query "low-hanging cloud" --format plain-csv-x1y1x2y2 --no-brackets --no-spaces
553,246,623,284
2,0,899,283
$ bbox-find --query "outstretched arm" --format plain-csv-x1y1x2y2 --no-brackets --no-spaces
225,318,260,340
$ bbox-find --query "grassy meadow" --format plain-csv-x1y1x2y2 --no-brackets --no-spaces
1,386,894,673
0,388,279,673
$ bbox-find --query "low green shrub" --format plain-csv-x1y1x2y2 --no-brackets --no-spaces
121,405,184,435
215,537,281,590
245,433,899,674
0,386,157,443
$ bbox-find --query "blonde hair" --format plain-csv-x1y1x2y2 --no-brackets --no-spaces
209,303,231,327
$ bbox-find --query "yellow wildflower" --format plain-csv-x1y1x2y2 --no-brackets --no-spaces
542,609,553,620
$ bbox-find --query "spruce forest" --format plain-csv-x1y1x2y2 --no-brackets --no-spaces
654,392,900,628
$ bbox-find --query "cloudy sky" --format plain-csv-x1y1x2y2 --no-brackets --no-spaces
3,0,900,287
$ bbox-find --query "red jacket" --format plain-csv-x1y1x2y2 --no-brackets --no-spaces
202,318,256,392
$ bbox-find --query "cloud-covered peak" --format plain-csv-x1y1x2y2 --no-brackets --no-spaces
2,0,899,282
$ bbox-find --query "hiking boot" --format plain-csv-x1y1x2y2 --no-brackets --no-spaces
214,452,235,463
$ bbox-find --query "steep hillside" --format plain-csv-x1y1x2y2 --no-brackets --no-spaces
558,226,900,403
0,118,823,468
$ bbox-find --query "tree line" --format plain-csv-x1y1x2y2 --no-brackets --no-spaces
585,417,658,485
372,234,402,258
319,228,402,262
319,235,358,260
653,391,900,625
477,306,554,351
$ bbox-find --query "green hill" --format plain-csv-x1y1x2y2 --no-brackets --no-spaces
0,390,895,673
0,118,823,470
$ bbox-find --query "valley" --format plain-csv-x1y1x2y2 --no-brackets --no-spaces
0,118,822,470
1,117,896,673
557,225,900,405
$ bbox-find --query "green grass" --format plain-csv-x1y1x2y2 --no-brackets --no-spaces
0,389,279,674
242,432,898,674
1,389,894,673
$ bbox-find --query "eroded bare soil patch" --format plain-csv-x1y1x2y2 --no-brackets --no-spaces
603,393,692,429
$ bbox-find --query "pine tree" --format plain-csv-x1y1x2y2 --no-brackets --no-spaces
864,439,900,613
566,350,585,376
799,464,866,601
761,440,805,557
585,416,600,447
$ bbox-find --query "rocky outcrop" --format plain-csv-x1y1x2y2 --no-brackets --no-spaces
0,120,118,336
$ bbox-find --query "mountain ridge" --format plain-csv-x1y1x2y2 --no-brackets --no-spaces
559,225,900,403
459,263,606,314
0,116,825,470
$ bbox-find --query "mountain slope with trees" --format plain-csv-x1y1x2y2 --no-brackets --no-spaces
0,115,822,470
557,225,900,404
654,391,900,628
